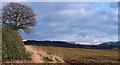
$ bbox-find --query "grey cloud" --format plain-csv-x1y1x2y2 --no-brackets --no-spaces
18,2,118,42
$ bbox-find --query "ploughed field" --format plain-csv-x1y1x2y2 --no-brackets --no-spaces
25,45,119,63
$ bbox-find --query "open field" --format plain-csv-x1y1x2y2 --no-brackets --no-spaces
24,45,119,63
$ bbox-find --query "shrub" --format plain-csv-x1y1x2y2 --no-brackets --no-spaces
0,28,2,62
2,28,30,61
43,57,53,62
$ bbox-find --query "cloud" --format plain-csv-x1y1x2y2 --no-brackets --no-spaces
0,3,1,16
15,2,118,42
1,0,118,2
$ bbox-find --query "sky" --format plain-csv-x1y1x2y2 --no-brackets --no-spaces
2,2,118,42
1,0,119,2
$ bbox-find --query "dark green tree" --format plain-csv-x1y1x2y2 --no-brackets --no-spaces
2,2,36,34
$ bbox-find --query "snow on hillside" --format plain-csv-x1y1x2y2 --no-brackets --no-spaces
23,39,27,41
74,42,102,45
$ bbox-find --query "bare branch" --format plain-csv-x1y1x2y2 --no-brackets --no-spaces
2,2,36,34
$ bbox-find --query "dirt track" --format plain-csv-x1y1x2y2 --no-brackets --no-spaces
25,45,64,63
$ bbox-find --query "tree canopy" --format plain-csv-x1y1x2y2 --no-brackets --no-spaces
2,2,36,34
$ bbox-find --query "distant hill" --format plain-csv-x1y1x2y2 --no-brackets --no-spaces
96,41,120,49
24,40,120,49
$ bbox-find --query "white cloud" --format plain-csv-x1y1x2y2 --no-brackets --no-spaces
50,2,118,42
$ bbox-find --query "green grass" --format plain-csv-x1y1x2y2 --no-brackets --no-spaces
32,45,119,63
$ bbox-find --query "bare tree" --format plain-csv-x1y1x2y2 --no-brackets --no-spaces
2,2,36,34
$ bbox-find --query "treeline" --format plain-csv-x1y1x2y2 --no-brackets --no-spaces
24,40,120,49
